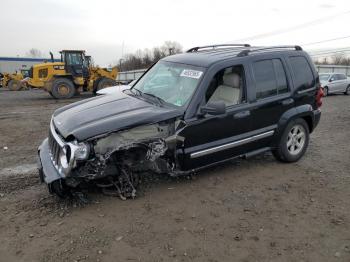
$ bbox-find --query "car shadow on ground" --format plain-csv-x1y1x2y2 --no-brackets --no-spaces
34,152,277,210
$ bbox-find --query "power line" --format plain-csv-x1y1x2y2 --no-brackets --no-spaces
302,35,350,46
309,47,350,54
230,10,350,42
309,47,350,55
310,50,350,58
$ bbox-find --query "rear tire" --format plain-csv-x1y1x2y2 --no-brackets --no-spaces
94,77,117,94
51,78,75,99
8,79,22,91
272,118,309,163
344,85,350,95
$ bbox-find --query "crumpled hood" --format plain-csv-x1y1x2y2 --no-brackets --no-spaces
53,91,182,141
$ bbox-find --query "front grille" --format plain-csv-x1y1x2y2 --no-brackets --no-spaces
48,126,61,168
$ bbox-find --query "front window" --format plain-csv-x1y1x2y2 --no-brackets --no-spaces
132,61,204,107
21,70,29,78
319,74,330,81
65,53,83,66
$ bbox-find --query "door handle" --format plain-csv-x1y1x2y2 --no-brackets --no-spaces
280,98,294,106
234,110,250,119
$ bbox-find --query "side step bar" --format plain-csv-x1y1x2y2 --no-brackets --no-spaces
243,147,271,159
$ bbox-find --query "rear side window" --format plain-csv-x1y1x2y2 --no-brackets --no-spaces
289,56,315,90
253,58,288,99
337,74,346,80
38,68,48,78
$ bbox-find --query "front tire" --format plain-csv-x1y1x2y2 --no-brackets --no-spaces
8,79,22,91
48,179,69,198
51,78,76,99
273,118,309,163
94,77,117,94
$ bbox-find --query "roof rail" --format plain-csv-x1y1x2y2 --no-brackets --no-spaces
237,45,302,57
187,44,251,53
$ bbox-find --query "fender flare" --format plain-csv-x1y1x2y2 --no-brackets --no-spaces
273,104,315,146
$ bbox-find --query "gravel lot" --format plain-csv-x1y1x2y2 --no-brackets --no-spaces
0,88,349,262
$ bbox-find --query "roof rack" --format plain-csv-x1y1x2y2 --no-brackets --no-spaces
187,44,251,53
237,45,302,57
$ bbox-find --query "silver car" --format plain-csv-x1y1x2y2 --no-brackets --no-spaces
319,73,350,96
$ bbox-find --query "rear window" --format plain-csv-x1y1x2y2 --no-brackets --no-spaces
253,58,288,99
289,56,315,90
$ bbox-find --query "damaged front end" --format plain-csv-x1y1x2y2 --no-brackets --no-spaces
38,118,183,199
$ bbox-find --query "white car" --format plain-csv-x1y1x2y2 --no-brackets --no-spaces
96,80,137,95
319,73,350,96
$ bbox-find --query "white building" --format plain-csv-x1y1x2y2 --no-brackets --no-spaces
315,65,350,76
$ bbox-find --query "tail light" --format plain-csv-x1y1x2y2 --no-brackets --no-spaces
316,85,324,108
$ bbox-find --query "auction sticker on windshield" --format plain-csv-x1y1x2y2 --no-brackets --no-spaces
180,69,203,79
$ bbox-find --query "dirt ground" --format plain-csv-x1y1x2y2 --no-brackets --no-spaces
0,88,349,262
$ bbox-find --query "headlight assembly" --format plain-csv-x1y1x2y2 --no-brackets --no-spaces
55,141,90,176
73,142,90,160
58,145,71,175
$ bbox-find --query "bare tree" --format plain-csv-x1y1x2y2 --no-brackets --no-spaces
26,48,43,58
342,57,350,66
117,41,183,71
332,53,345,65
162,41,183,55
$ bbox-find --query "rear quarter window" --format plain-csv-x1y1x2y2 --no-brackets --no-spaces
289,56,315,90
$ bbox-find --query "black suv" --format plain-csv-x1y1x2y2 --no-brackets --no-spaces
38,44,323,198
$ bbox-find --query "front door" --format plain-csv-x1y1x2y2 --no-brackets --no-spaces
179,63,257,171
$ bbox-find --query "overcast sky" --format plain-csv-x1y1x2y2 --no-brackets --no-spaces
1,0,350,65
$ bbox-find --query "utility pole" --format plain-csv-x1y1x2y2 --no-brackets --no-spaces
169,48,174,55
119,58,124,72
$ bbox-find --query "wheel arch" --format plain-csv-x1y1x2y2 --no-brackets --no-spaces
274,104,316,146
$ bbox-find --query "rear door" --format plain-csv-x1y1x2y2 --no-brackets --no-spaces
248,55,294,148
328,74,341,92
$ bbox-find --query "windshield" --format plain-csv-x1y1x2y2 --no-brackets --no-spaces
132,61,204,107
319,74,330,81
65,53,83,65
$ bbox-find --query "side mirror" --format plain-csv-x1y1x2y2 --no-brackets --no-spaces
329,78,334,82
200,101,226,116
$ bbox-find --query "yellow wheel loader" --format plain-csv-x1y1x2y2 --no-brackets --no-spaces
85,56,118,94
27,50,118,99
0,70,29,91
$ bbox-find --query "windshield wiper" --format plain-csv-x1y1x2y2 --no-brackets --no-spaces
127,88,142,96
125,88,165,106
142,92,166,106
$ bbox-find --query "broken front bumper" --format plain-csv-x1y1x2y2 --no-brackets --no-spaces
38,138,63,184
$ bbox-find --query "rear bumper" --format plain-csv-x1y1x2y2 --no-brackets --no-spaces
312,108,321,131
38,138,62,184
